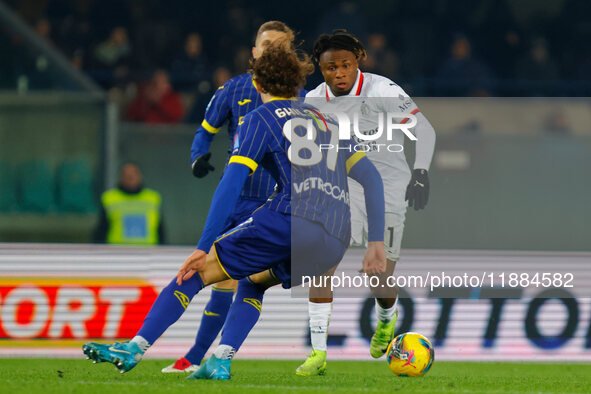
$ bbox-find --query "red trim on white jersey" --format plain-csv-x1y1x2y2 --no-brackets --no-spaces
400,108,420,124
355,72,364,95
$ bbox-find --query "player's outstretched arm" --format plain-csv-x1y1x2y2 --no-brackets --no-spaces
189,83,233,178
176,249,207,284
362,241,387,275
406,112,435,210
190,123,219,178
195,162,251,254
348,154,387,274
412,112,436,172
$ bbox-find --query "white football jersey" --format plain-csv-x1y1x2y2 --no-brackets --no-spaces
306,71,426,189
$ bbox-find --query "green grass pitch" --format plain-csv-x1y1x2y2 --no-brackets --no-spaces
0,359,589,393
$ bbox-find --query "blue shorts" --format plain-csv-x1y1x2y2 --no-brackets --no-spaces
214,207,347,289
222,198,265,233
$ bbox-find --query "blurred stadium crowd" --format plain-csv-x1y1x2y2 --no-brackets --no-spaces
2,0,591,124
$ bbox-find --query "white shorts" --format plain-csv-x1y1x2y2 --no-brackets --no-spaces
349,179,407,261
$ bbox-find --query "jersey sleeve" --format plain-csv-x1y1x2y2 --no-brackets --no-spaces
228,112,268,175
375,79,435,171
195,163,250,252
202,81,233,133
189,82,234,162
339,138,367,174
375,78,420,115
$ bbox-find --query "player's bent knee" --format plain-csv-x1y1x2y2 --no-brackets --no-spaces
199,249,233,286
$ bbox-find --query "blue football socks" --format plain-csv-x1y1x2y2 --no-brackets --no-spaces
136,274,204,345
219,278,266,351
184,287,234,365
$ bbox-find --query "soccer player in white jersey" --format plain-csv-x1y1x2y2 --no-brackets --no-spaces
296,30,436,376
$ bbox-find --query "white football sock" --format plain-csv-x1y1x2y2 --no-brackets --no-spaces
309,301,332,352
131,335,150,353
375,297,398,324
214,344,236,360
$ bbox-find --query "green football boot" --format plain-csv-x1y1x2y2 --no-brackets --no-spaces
370,309,398,358
295,350,327,376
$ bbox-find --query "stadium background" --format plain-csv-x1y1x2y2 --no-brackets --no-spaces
0,0,590,364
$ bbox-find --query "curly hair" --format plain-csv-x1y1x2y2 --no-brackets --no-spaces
250,45,314,98
313,29,367,63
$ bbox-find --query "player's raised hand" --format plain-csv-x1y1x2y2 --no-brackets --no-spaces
176,249,207,284
192,152,215,178
363,241,387,275
405,169,429,210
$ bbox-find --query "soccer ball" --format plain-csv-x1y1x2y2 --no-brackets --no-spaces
386,332,434,377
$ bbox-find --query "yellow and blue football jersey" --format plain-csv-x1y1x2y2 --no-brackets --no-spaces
192,73,275,202
229,100,364,245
